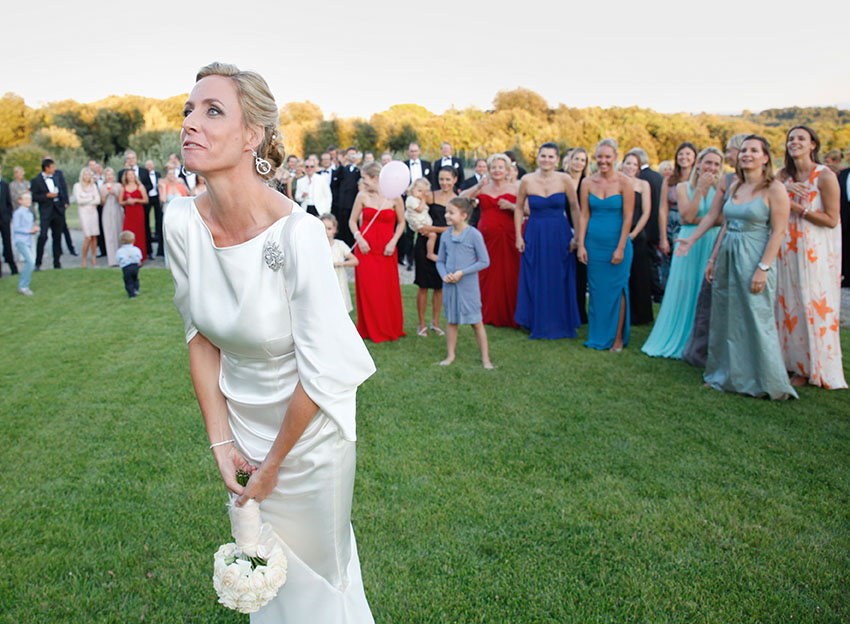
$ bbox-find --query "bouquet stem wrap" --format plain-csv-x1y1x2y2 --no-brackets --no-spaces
229,496,263,557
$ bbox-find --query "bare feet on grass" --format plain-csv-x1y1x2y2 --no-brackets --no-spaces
439,357,454,366
483,360,495,370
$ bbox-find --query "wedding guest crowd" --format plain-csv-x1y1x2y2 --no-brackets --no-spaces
3,130,846,402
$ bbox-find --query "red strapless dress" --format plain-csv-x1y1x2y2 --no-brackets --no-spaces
121,187,147,262
477,193,519,328
354,206,405,342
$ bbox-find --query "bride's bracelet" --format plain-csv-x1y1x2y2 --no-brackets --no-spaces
209,439,234,449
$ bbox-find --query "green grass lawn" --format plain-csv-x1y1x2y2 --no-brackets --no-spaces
1,268,848,623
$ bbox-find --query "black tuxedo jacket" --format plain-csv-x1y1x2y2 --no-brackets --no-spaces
406,159,431,187
144,169,161,193
638,166,664,244
332,165,361,214
0,180,12,223
839,168,850,286
31,173,69,216
460,175,481,191
432,156,463,191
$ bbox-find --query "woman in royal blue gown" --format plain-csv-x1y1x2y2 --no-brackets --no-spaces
512,142,582,338
577,138,635,351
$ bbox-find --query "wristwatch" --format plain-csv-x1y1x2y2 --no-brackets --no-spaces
757,262,770,272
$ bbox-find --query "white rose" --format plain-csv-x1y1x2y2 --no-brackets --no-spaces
264,567,286,590
220,565,240,589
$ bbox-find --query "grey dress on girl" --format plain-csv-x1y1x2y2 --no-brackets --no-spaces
436,226,490,324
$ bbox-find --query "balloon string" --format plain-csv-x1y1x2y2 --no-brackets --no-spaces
348,205,386,254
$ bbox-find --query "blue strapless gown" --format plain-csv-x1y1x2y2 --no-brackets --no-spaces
514,193,580,338
584,194,633,350
642,187,719,359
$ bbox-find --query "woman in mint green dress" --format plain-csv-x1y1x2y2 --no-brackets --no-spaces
676,136,797,400
642,148,723,359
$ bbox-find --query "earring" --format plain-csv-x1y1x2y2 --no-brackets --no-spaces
253,150,272,176
181,166,189,177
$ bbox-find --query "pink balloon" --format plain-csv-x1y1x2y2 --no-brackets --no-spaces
379,161,411,199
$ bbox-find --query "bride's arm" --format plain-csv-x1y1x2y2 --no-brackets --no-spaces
188,333,255,496
235,383,317,506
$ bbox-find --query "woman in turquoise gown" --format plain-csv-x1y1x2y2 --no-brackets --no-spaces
676,135,797,400
642,148,723,358
577,138,635,351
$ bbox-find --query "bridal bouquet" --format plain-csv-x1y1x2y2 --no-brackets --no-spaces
212,470,288,613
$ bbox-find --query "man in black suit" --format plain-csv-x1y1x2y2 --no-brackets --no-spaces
432,142,464,192
838,157,850,287
461,159,489,227
331,147,360,246
400,142,431,267
461,159,488,191
144,159,164,256
33,158,70,269
41,155,76,256
629,147,664,301
0,164,18,277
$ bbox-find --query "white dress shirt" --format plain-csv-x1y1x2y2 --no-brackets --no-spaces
409,160,423,182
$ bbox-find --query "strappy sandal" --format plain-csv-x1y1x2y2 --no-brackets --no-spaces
429,325,445,336
417,326,428,337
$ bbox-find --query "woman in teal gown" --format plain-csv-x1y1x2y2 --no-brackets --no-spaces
642,148,723,359
675,136,797,400
577,139,635,351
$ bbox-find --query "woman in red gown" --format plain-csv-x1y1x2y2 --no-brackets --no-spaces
461,153,520,327
120,169,149,262
348,161,406,342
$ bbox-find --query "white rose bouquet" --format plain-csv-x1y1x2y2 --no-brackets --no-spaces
212,470,288,614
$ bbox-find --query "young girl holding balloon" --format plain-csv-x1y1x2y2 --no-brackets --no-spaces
348,160,408,343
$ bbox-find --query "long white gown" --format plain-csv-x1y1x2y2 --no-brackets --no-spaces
164,197,376,623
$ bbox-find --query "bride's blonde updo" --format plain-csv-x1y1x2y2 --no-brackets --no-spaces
195,62,285,181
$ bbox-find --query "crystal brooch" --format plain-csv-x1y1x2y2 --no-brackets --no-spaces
263,240,283,271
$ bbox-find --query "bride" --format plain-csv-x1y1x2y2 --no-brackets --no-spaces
164,62,376,622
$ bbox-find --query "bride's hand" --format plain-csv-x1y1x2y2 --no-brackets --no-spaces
235,463,279,506
213,444,256,496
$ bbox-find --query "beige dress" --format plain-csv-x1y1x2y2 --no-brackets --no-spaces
73,182,100,237
101,183,124,266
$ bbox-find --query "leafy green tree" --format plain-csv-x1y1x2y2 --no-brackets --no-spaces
387,124,418,153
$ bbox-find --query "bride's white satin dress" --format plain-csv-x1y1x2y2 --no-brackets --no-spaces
165,198,376,623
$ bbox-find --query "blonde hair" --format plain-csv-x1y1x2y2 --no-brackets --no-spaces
195,62,286,181
361,161,382,178
119,230,135,245
688,147,724,191
595,138,619,154
727,133,749,151
319,212,337,226
407,177,430,194
486,153,512,171
78,167,94,184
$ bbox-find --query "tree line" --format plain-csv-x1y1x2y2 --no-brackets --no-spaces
2,87,848,183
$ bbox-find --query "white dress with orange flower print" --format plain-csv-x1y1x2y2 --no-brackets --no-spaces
775,164,846,389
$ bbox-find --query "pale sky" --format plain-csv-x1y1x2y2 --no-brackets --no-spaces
4,0,849,119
